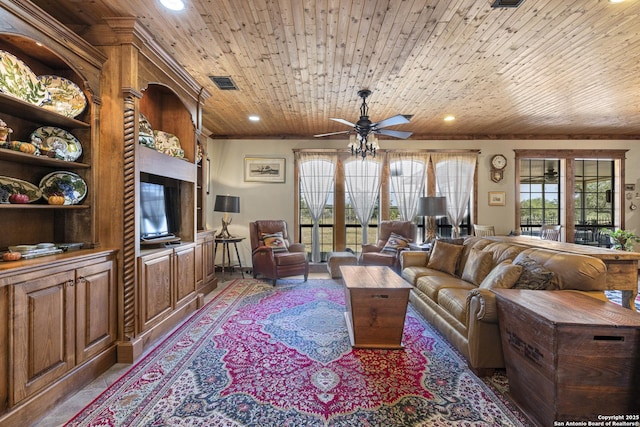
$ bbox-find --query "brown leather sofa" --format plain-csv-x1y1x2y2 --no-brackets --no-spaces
249,220,309,285
400,236,608,375
359,220,416,270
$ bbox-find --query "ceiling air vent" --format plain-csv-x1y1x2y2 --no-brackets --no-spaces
209,76,238,90
491,0,525,7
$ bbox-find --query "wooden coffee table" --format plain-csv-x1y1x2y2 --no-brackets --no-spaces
340,265,412,349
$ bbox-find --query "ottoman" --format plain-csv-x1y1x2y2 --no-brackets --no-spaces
327,251,358,279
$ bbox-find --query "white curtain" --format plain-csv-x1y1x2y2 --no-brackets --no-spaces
344,157,383,245
432,153,477,237
297,152,337,262
389,152,430,221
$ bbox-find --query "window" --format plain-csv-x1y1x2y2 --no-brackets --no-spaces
574,159,615,247
519,158,561,237
515,150,626,243
295,150,478,256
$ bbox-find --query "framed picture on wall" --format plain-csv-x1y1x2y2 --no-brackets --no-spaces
244,157,286,183
488,191,506,206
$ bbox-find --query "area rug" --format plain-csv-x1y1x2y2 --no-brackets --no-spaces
66,279,527,426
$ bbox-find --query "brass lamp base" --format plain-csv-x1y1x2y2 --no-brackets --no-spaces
216,218,233,239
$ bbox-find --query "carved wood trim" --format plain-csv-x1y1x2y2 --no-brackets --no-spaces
122,99,137,340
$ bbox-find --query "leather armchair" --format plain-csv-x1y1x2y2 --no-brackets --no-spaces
249,220,309,285
359,220,416,270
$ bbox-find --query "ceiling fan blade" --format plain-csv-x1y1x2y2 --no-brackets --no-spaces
376,129,413,139
330,118,356,128
314,130,351,137
373,114,410,129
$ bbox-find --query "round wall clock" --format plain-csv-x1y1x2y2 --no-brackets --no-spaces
491,154,507,170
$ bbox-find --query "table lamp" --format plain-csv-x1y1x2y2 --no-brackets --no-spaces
418,196,447,242
214,195,240,239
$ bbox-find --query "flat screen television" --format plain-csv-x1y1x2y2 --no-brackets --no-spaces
140,180,180,241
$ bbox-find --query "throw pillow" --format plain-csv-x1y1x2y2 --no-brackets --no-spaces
381,232,411,254
261,232,288,253
513,255,556,290
479,260,524,289
461,248,494,286
427,240,464,276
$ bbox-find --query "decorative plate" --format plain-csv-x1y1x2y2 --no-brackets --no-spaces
139,113,155,148
0,176,42,203
0,50,50,106
37,75,87,118
153,130,184,159
30,126,82,161
39,171,87,205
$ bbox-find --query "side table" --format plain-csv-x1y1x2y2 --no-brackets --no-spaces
408,242,431,251
214,236,245,278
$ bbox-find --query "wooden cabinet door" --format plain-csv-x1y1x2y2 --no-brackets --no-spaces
12,270,75,404
138,250,173,333
174,244,196,307
75,256,117,364
195,238,204,289
204,237,216,286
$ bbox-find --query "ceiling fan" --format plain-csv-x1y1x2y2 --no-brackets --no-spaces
545,167,559,182
314,89,413,158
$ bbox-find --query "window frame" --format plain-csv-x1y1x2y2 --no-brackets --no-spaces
515,149,627,242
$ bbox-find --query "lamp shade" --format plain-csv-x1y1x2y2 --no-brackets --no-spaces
418,196,446,217
214,195,240,213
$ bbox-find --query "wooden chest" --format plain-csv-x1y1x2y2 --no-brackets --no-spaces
494,289,640,427
341,266,412,349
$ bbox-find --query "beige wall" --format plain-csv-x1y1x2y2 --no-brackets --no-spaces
206,138,640,266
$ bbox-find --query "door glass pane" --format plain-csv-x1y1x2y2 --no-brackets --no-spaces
574,159,614,247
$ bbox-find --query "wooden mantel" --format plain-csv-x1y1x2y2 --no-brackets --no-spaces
487,236,640,311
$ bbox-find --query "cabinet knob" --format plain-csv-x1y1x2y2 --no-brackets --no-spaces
66,280,75,288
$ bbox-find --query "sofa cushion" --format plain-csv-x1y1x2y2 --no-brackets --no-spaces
402,265,437,285
461,248,494,286
513,255,556,290
479,260,524,289
437,287,470,326
415,274,476,301
381,232,411,254
427,240,464,276
262,232,288,252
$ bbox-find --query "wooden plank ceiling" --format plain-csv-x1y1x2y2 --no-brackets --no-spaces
30,0,640,139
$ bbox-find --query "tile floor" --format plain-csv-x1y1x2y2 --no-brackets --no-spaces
34,270,328,427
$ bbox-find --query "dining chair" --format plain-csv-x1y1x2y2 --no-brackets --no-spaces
540,224,561,241
473,224,495,237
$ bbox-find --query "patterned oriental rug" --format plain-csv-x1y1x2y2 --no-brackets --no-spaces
66,279,527,427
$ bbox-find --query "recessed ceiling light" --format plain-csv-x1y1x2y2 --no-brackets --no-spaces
248,115,260,122
609,0,625,3
160,0,185,11
444,115,456,122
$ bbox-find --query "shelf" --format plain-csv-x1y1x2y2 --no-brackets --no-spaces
0,93,90,129
0,148,89,168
